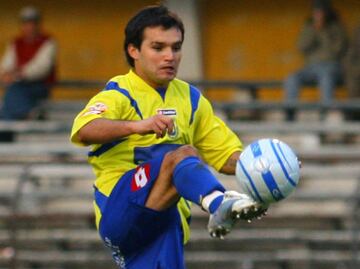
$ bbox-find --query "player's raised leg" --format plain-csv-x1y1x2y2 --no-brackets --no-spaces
145,145,262,238
145,145,225,210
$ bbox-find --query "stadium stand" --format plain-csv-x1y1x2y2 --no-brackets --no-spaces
0,80,359,269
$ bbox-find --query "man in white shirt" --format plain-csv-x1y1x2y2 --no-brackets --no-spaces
0,6,57,120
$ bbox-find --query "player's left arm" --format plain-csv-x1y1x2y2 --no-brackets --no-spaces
192,95,242,172
219,151,240,175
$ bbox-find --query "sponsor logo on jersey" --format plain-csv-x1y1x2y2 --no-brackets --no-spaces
156,108,177,116
131,164,151,191
83,102,108,116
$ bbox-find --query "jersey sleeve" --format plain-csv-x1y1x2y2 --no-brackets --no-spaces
192,95,243,171
70,90,127,146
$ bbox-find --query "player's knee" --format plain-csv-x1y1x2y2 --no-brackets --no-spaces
164,145,199,169
176,145,198,157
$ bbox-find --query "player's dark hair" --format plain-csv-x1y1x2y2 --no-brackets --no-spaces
124,5,184,67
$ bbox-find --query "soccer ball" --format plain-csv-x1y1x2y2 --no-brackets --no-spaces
235,138,300,205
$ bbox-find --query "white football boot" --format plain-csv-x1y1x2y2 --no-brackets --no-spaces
207,190,265,239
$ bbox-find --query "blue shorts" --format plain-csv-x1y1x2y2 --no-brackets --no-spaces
94,155,186,269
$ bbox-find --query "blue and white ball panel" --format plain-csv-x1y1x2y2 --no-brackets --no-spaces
236,138,300,204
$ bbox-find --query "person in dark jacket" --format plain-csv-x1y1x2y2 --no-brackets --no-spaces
284,0,347,121
344,24,360,121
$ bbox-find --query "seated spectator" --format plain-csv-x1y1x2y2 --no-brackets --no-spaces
0,6,57,120
344,24,360,121
284,0,347,121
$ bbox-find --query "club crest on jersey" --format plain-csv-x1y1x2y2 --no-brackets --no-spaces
131,164,151,191
83,102,107,116
157,108,178,139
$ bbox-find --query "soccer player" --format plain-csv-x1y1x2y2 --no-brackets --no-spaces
70,5,265,269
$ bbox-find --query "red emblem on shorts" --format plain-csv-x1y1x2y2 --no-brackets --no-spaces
131,164,151,191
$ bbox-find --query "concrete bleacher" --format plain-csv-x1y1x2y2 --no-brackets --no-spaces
0,97,359,269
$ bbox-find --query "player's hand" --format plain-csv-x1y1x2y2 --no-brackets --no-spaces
136,115,174,138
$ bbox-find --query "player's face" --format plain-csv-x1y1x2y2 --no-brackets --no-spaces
129,26,183,88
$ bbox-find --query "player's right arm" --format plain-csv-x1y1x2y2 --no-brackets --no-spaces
77,115,174,145
71,90,174,146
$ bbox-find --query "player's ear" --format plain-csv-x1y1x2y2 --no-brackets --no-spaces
128,44,140,61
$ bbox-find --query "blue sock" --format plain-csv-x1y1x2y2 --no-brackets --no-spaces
208,195,224,214
173,156,225,205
